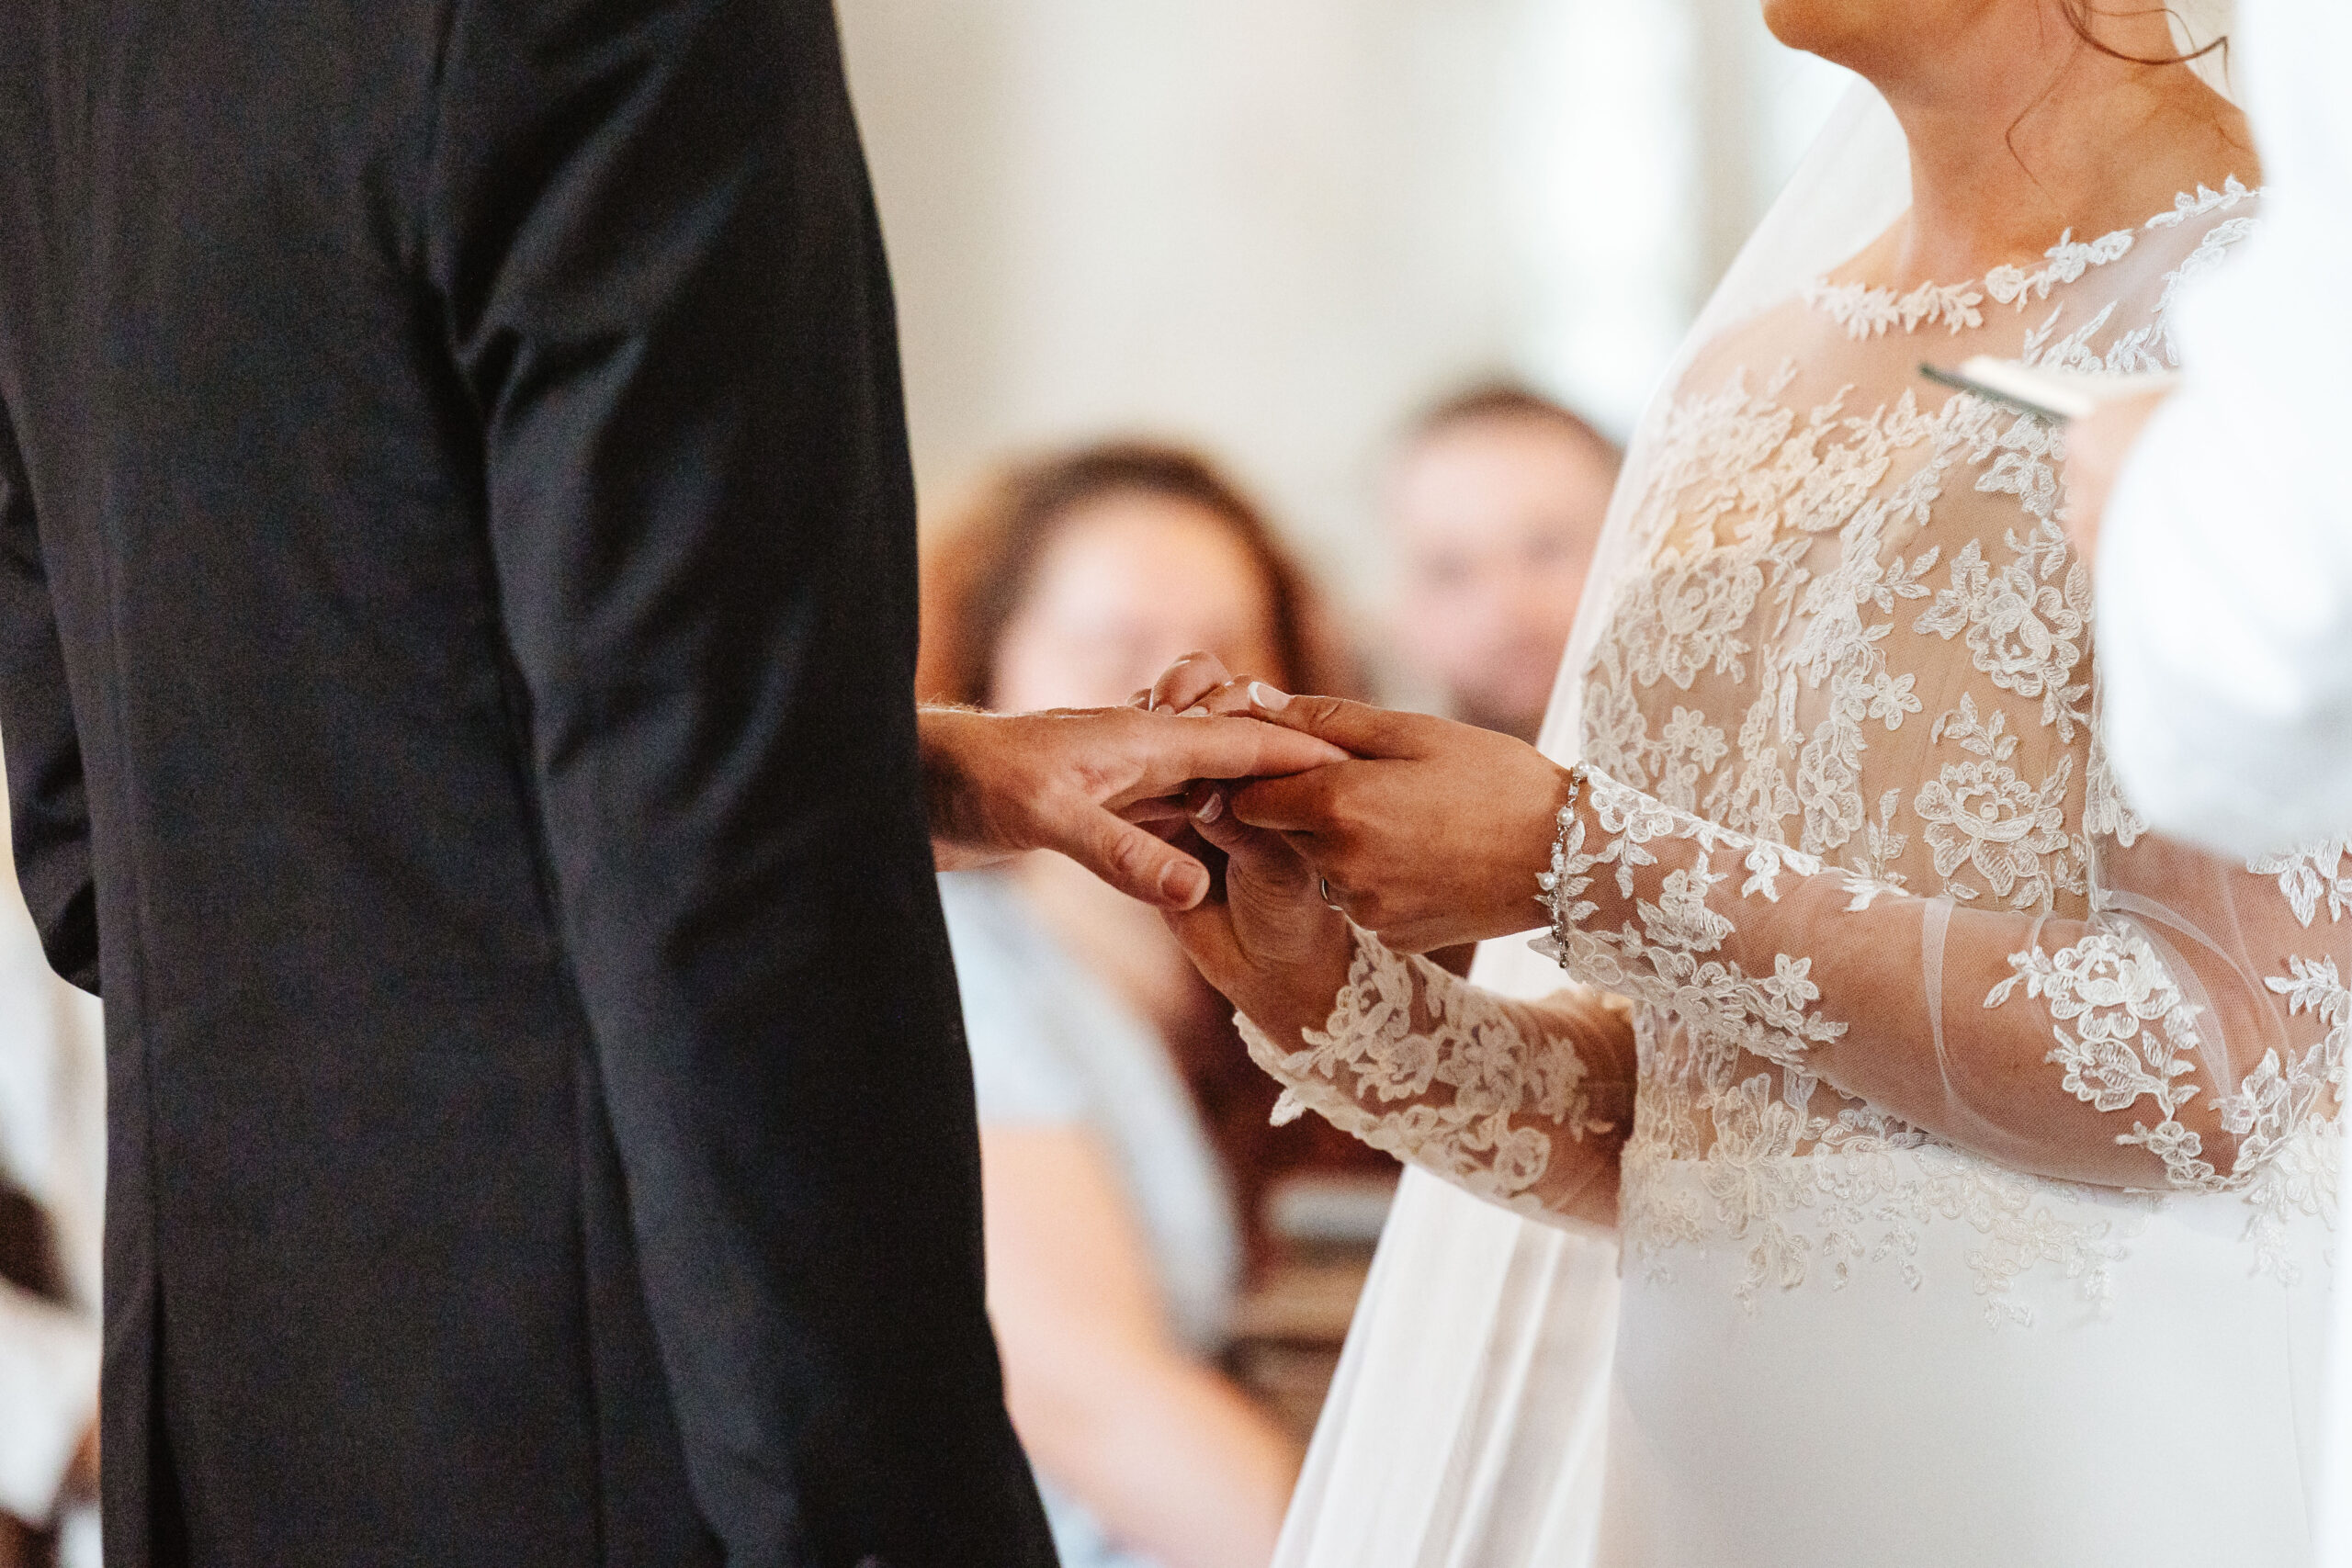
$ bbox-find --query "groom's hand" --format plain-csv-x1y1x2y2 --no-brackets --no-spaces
1163,782,1354,1043
920,705,1346,910
1227,685,1574,953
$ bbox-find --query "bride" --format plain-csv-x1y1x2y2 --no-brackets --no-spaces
1145,0,2346,1562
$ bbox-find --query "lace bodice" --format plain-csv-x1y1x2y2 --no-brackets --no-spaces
1242,183,2350,1310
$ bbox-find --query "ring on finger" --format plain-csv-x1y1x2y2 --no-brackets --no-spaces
1318,875,1344,912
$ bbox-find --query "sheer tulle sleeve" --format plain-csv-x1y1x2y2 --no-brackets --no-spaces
1540,765,2350,1192
1233,933,1636,1228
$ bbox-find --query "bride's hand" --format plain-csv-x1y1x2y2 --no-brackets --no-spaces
1133,650,1257,716
1163,784,1355,1041
1226,685,1573,953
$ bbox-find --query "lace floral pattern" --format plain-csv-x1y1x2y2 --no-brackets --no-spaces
2254,841,2352,927
1234,185,2346,1319
1536,771,1847,1078
1802,222,2140,340
1989,930,2220,1189
1234,928,1623,1223
1620,1122,2143,1327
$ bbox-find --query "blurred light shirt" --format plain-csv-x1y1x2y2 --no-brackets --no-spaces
2097,0,2352,858
938,870,1241,1568
2096,10,2352,1565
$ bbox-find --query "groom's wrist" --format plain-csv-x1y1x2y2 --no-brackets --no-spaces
918,705,1011,866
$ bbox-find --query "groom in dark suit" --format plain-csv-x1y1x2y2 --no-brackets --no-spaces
0,0,1336,1563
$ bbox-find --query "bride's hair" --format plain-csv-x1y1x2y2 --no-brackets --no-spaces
2003,3,2232,186
916,438,1357,709
2057,1,2226,73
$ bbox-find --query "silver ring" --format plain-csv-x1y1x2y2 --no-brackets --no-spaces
1319,875,1343,911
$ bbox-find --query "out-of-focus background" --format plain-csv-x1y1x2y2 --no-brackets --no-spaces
840,6,1853,1567
843,0,1850,596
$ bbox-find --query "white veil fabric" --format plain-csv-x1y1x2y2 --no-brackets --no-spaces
1273,9,2236,1562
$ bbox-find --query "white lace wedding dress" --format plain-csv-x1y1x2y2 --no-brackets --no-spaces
1247,176,2346,1564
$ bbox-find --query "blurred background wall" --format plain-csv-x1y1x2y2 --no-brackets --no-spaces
838,0,1853,605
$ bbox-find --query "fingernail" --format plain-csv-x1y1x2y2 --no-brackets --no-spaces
1248,682,1290,711
1193,791,1225,823
1160,860,1206,905
1153,703,1174,715
1179,705,1208,718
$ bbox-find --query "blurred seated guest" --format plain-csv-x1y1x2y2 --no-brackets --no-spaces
921,442,1368,1568
0,793,103,1568
1384,384,1620,744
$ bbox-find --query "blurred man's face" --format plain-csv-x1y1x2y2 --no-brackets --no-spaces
1386,416,1615,743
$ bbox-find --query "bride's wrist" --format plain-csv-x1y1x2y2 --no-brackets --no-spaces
1535,761,1596,949
1472,759,1583,943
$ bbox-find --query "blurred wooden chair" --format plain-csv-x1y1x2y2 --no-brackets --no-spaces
0,1182,67,1568
1227,1171,1396,1443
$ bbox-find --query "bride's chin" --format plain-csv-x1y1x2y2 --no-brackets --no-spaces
1758,0,1883,62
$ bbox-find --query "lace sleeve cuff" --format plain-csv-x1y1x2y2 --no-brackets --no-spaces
1235,925,1623,1222
1532,765,1850,1075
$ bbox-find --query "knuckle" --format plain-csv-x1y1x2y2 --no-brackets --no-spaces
1105,828,1155,875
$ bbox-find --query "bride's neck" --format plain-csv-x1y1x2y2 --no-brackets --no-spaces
1869,11,2254,285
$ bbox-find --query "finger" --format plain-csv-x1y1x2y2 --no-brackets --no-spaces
1182,679,1257,719
1120,804,1197,854
1105,712,1347,807
1118,795,1192,826
1161,891,1247,981
1148,651,1234,713
1228,769,1341,834
1159,791,1254,976
1241,684,1426,759
1127,687,1154,710
1063,798,1215,910
1222,779,1345,903
1183,781,1242,848
1129,810,1193,846
1187,784,1317,894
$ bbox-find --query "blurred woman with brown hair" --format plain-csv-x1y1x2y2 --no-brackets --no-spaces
920,441,1364,1568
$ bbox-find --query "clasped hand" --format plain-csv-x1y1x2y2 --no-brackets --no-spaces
921,701,1346,908
1136,652,1574,1038
921,660,1572,1037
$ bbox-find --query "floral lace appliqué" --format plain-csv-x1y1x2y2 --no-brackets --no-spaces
1804,223,2137,341
1237,929,1616,1219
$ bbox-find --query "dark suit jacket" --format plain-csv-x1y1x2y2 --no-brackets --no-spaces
0,2,1056,1563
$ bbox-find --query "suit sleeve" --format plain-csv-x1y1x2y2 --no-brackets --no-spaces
0,397,97,995
424,3,1051,1563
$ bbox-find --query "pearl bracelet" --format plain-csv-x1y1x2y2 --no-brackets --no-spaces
1533,761,1589,951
